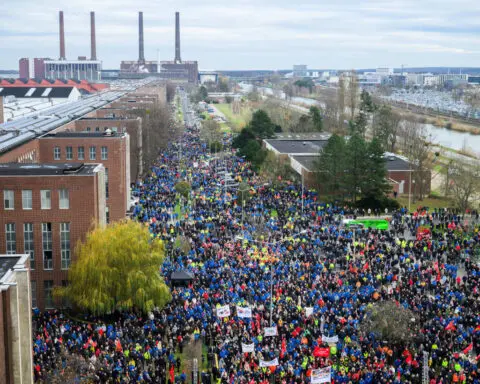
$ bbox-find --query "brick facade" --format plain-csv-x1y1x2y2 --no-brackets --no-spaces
0,138,40,164
68,118,142,181
0,165,106,310
38,133,129,222
0,96,4,125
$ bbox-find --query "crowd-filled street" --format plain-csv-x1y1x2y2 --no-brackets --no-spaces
31,93,480,384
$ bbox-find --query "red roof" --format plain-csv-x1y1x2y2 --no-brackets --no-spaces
0,79,109,93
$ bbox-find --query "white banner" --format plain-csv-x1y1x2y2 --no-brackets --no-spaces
259,358,279,367
264,327,278,337
311,367,331,383
216,305,231,318
236,306,252,318
241,343,255,353
321,335,339,344
306,307,314,317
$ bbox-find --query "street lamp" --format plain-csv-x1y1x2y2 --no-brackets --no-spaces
235,230,307,325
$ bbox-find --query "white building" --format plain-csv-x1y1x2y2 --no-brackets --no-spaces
44,60,102,82
423,75,440,87
376,68,394,76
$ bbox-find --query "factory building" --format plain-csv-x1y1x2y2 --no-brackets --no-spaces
19,11,102,82
120,12,198,83
0,163,106,310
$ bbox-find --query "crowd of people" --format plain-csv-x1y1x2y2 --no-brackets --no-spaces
32,98,480,383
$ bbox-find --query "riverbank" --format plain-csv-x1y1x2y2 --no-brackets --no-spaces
390,105,480,135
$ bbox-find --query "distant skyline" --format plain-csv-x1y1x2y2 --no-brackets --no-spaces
1,0,480,70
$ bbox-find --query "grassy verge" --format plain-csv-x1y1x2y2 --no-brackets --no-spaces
215,103,251,131
396,194,452,211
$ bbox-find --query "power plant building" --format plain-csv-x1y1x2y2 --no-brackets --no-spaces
120,11,198,84
19,11,102,82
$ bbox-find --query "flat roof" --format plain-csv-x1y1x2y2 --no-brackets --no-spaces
292,154,411,172
384,155,410,171
274,133,331,140
41,132,124,139
0,162,100,176
265,139,327,154
291,155,320,171
79,117,135,121
0,256,22,280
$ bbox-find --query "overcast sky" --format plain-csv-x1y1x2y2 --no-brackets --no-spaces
1,0,480,70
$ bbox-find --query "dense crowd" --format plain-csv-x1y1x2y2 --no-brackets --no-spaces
32,99,480,383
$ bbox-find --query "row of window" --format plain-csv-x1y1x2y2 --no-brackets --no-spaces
4,189,69,210
31,280,68,309
54,146,108,161
5,222,70,270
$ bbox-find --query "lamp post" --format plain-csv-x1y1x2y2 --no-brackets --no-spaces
236,229,307,325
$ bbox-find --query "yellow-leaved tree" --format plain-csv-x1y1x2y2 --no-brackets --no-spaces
56,220,171,315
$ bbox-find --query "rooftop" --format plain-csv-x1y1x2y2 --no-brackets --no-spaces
0,86,77,98
264,139,328,154
291,156,320,172
41,131,124,139
291,153,411,172
0,163,101,176
384,154,411,171
274,132,331,140
0,256,22,281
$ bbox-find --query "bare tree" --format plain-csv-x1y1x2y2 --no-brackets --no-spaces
372,105,402,152
449,159,480,212
131,103,177,171
201,120,222,149
400,121,434,200
40,347,100,384
337,77,346,131
464,87,480,116
346,70,359,120
360,301,418,343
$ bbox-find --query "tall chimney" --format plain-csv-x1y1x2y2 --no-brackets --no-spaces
174,12,181,63
59,11,66,60
138,12,145,64
90,12,97,60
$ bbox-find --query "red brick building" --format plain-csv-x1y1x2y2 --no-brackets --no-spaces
38,131,130,222
68,117,143,181
0,254,33,384
0,163,106,310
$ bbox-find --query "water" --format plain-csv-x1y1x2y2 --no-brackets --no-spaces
425,124,480,156
241,83,480,157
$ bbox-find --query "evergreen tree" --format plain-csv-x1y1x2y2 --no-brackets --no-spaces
344,134,367,201
351,89,375,138
316,134,347,197
248,110,275,139
309,106,323,131
361,138,391,199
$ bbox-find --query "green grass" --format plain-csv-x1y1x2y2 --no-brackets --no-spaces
396,194,452,212
219,123,231,133
215,103,251,131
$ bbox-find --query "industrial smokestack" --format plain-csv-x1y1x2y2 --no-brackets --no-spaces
138,11,145,64
174,12,181,64
90,12,97,60
59,11,66,60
